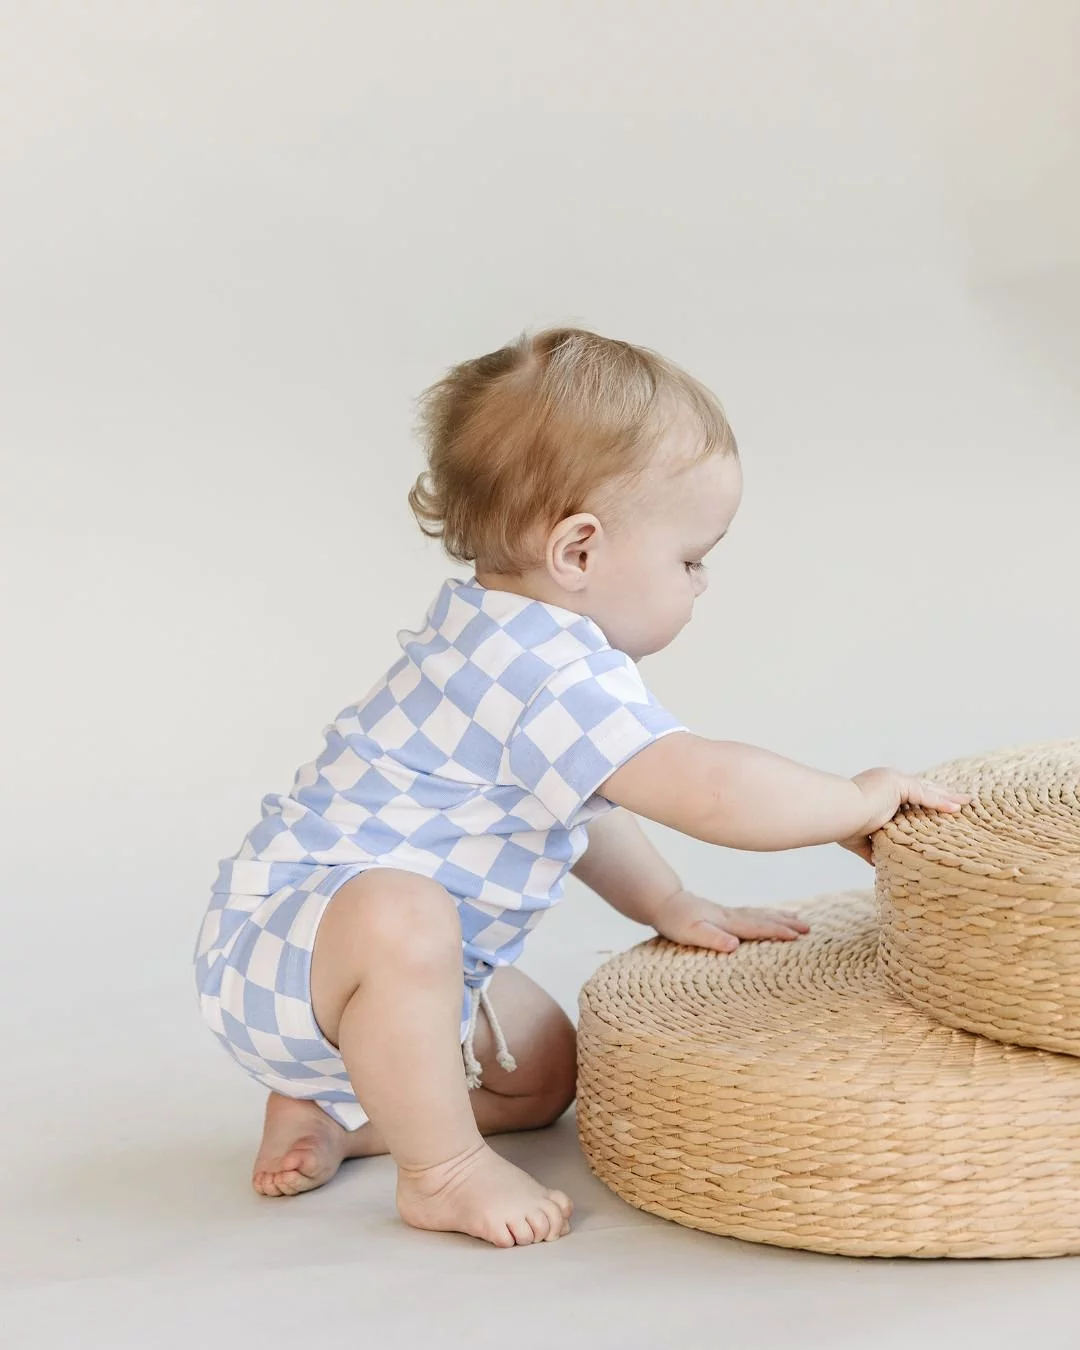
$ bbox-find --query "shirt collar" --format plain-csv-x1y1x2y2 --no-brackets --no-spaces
447,574,608,642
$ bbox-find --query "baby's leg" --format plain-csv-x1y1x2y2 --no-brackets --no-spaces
252,964,576,1195
261,870,574,1246
352,962,578,1147
253,964,577,1198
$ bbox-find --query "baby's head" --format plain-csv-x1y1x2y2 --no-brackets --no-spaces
409,326,741,659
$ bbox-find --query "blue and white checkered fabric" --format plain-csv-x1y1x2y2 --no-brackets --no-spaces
194,576,685,1122
196,865,379,1129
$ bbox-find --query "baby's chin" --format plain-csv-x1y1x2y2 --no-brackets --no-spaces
629,625,686,660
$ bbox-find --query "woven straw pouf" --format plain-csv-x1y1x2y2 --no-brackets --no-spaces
876,739,1080,1057
577,890,1080,1258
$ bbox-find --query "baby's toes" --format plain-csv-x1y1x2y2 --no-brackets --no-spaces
274,1169,308,1196
254,1149,315,1197
268,1174,294,1197
540,1197,568,1240
549,1188,573,1220
486,1221,518,1249
526,1207,552,1242
507,1214,539,1246
277,1148,308,1176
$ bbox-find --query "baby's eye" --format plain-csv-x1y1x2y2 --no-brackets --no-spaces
685,560,706,573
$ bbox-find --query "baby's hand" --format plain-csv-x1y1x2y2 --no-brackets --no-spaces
654,889,810,955
839,766,974,863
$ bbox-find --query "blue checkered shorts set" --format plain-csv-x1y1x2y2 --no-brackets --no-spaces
193,576,686,1129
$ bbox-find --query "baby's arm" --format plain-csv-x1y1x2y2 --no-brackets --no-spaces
571,806,811,950
571,807,683,923
599,733,969,852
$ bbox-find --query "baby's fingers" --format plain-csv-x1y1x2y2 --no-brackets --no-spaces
759,907,811,934
907,778,973,812
720,909,807,941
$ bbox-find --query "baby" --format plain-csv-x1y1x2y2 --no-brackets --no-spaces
194,326,969,1248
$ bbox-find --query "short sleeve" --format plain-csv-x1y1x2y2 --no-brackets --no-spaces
505,649,687,828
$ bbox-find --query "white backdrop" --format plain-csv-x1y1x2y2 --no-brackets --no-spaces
2,0,1078,1101
4,5,1080,1342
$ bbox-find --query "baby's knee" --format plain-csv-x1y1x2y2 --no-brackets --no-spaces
538,1015,578,1123
509,1002,577,1126
333,870,462,976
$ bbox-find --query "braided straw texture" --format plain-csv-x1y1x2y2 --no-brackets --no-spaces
577,891,1080,1258
876,739,1080,1056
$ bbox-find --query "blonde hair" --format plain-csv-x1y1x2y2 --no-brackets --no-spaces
408,325,737,575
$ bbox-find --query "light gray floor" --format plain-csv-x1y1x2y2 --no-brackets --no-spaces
5,888,1078,1350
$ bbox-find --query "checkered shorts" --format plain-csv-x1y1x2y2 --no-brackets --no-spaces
193,863,478,1131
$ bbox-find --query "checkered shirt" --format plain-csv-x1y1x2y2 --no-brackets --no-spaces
205,575,686,987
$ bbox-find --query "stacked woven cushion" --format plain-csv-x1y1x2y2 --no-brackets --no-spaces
876,740,1080,1057
576,739,1080,1258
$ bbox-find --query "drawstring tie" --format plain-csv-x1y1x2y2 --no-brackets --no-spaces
462,985,517,1090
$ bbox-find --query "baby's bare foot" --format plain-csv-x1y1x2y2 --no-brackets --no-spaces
396,1141,573,1247
252,1093,352,1197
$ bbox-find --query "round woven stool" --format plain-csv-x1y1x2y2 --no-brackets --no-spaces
576,890,1080,1258
876,739,1080,1056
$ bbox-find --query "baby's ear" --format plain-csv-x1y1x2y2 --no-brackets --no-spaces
546,512,602,590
